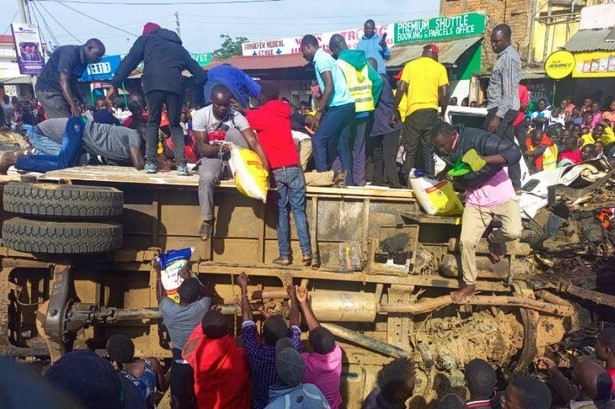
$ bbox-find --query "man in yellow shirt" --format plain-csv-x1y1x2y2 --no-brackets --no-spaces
393,44,449,178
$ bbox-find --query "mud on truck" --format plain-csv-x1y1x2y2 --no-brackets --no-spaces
1,109,615,408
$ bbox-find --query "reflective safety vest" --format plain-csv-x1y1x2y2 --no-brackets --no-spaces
542,145,558,170
337,59,375,113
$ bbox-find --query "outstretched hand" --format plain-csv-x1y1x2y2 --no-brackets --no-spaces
295,285,308,304
237,272,249,289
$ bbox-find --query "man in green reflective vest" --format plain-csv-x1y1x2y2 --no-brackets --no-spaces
329,34,382,186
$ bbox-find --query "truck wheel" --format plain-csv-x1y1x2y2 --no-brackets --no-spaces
2,217,123,254
3,183,123,219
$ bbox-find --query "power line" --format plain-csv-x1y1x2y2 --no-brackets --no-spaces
38,0,139,37
3,11,18,35
37,0,281,4
32,1,61,47
37,0,82,42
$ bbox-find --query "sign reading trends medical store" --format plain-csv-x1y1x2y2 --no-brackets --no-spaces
394,13,487,44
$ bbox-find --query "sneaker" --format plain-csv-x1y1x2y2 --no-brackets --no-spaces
144,163,157,174
333,170,347,188
177,164,189,176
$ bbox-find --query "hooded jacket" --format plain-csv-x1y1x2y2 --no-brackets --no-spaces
438,125,522,190
265,383,331,409
357,33,391,74
246,99,300,169
182,325,251,409
112,28,206,95
338,49,383,110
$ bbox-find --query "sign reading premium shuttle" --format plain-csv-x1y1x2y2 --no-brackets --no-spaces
394,13,487,44
11,23,45,75
241,25,394,56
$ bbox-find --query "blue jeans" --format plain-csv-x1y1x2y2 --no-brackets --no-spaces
27,125,62,156
312,103,355,185
273,166,311,258
16,117,84,173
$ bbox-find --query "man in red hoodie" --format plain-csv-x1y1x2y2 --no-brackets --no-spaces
246,86,312,266
182,309,251,409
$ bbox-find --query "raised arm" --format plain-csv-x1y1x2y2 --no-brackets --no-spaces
237,272,253,322
286,284,300,327
295,286,319,330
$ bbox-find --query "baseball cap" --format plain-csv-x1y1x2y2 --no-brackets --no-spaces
423,43,440,55
275,338,305,387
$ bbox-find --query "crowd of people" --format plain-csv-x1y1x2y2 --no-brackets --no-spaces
6,266,615,409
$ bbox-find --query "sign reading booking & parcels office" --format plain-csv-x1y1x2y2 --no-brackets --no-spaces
394,12,487,44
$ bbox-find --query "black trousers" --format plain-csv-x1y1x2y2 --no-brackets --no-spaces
170,349,196,409
145,90,185,165
402,108,438,176
369,129,402,187
484,108,522,189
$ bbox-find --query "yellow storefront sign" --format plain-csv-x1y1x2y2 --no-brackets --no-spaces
572,51,615,78
545,50,575,79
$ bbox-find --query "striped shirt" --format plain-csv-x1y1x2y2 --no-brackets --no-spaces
487,45,521,118
241,321,302,409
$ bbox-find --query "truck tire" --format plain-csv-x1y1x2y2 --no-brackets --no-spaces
3,183,123,219
2,218,123,254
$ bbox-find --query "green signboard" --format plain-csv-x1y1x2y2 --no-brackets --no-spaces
191,52,213,67
394,12,486,44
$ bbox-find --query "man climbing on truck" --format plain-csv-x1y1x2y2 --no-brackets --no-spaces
431,121,523,302
192,84,270,241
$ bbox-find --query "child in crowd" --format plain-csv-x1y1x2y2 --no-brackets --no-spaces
595,141,606,159
603,101,615,125
525,128,558,172
558,137,582,166
570,107,583,126
580,123,605,147
582,112,594,133
595,327,615,392
581,144,597,161
106,334,166,408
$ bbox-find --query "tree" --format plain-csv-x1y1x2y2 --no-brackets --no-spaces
212,34,248,60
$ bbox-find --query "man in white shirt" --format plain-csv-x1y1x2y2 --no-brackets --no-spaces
192,84,269,240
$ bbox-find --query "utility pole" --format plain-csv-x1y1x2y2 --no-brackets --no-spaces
175,11,181,39
16,0,32,24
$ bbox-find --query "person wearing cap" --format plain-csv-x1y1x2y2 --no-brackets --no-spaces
237,272,303,409
156,273,212,409
293,285,343,409
107,22,206,176
182,309,251,409
485,24,522,190
393,43,449,178
44,349,146,409
265,338,331,409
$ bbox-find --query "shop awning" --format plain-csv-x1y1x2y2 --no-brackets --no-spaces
387,36,482,69
474,68,548,80
0,76,32,85
564,27,615,52
204,53,309,71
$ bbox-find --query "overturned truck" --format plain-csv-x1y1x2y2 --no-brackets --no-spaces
0,161,614,407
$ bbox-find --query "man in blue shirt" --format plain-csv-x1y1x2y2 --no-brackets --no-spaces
300,34,355,186
357,19,391,74
35,39,105,119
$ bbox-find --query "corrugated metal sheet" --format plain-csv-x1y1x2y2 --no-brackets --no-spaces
386,36,482,68
564,28,615,52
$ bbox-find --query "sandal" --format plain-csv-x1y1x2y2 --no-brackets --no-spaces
301,254,312,266
272,257,291,266
199,220,214,241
